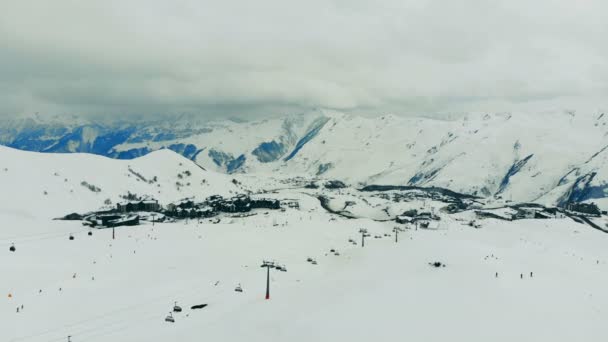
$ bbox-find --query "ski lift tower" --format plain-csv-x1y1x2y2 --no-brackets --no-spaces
392,226,404,243
260,260,286,300
359,228,370,247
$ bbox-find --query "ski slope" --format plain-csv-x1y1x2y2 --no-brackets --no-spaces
3,210,608,341
1,147,608,341
0,146,242,219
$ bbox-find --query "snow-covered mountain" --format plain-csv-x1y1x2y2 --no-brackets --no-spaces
2,110,607,208
2,139,608,342
0,145,243,218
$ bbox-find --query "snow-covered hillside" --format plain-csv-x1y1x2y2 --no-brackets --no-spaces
2,145,608,341
2,110,607,208
3,213,608,342
0,146,242,218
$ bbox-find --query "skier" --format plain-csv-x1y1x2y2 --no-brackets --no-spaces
520,273,523,279
495,272,498,278
530,272,533,278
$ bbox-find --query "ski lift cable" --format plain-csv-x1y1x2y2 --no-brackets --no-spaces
0,230,88,246
65,277,232,342
47,280,238,342
39,311,161,342
18,284,219,342
11,273,239,342
0,230,69,242
0,225,98,242
11,287,200,342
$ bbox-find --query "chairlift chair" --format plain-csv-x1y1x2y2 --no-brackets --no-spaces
235,284,243,292
165,312,175,323
88,231,93,236
173,301,182,312
69,235,74,240
9,243,16,252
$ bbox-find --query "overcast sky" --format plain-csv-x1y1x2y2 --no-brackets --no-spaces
0,0,606,119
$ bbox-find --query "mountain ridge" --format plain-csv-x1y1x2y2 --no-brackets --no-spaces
1,109,607,208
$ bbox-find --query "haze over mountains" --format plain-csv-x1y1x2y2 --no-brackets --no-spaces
2,110,607,209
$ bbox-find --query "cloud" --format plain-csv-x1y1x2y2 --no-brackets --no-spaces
0,0,606,119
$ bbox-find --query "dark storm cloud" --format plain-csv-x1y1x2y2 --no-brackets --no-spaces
0,0,606,119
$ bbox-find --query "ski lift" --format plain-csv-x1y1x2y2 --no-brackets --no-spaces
9,243,16,252
69,235,74,240
173,301,182,313
165,312,175,323
234,284,243,292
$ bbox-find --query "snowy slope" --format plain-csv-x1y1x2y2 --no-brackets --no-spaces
2,198,608,341
2,110,608,207
1,147,608,341
281,111,605,197
0,146,242,218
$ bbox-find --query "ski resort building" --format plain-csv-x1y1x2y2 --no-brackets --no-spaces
164,195,281,218
566,202,601,216
166,199,195,212
117,199,160,213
